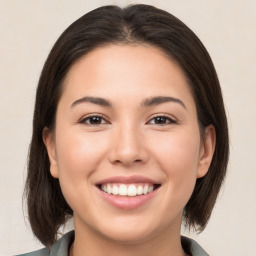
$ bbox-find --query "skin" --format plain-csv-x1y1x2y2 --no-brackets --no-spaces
44,44,215,256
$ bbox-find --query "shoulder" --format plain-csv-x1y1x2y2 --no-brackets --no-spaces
14,231,74,256
181,236,209,256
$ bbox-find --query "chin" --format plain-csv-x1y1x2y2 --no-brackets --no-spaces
101,226,155,244
93,214,170,244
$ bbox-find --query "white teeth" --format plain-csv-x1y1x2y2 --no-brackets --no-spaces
143,184,149,195
127,184,136,196
107,184,112,194
102,185,107,192
119,184,127,196
100,183,155,197
137,185,143,195
112,185,119,195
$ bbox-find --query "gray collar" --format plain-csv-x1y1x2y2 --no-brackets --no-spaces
22,231,209,256
50,231,209,256
181,236,209,256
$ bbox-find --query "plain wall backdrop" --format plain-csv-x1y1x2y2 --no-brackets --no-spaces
0,0,255,255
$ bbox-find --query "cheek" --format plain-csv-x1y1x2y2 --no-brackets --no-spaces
56,127,107,174
54,127,109,199
151,129,200,169
54,127,112,213
149,129,201,200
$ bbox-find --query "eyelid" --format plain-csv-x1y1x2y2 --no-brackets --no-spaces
78,113,110,125
77,113,178,126
146,114,178,125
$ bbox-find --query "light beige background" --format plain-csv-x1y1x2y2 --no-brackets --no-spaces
0,0,255,255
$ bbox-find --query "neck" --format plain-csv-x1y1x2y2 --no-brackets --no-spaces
69,216,188,256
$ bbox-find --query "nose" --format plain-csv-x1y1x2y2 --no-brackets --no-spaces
108,124,149,166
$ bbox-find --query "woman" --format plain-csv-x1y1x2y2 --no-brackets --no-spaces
21,4,229,256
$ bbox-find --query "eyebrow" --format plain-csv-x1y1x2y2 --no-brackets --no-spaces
142,96,186,109
71,96,112,108
70,96,186,109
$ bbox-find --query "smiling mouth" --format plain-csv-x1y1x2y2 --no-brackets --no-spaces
97,183,161,197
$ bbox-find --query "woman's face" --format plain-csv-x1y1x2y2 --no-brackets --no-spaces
44,44,214,244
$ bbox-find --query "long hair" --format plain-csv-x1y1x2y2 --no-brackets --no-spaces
25,4,229,247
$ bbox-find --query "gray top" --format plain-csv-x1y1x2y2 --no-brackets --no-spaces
16,231,209,256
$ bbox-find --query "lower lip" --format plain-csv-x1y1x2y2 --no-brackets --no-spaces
97,187,158,210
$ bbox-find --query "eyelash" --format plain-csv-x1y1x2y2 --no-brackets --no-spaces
79,114,109,126
147,115,177,125
79,114,177,126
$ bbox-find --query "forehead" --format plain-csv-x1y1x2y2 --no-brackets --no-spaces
60,44,194,108
66,44,175,83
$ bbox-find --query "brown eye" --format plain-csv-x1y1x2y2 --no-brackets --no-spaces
148,116,176,125
81,116,107,125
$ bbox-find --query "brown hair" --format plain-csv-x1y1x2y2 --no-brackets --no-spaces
25,4,229,247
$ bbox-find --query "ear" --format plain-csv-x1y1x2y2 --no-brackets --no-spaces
197,125,216,178
42,127,59,178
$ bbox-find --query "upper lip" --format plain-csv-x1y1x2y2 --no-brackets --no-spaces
96,175,161,185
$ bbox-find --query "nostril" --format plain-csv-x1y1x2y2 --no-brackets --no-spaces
112,158,143,165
